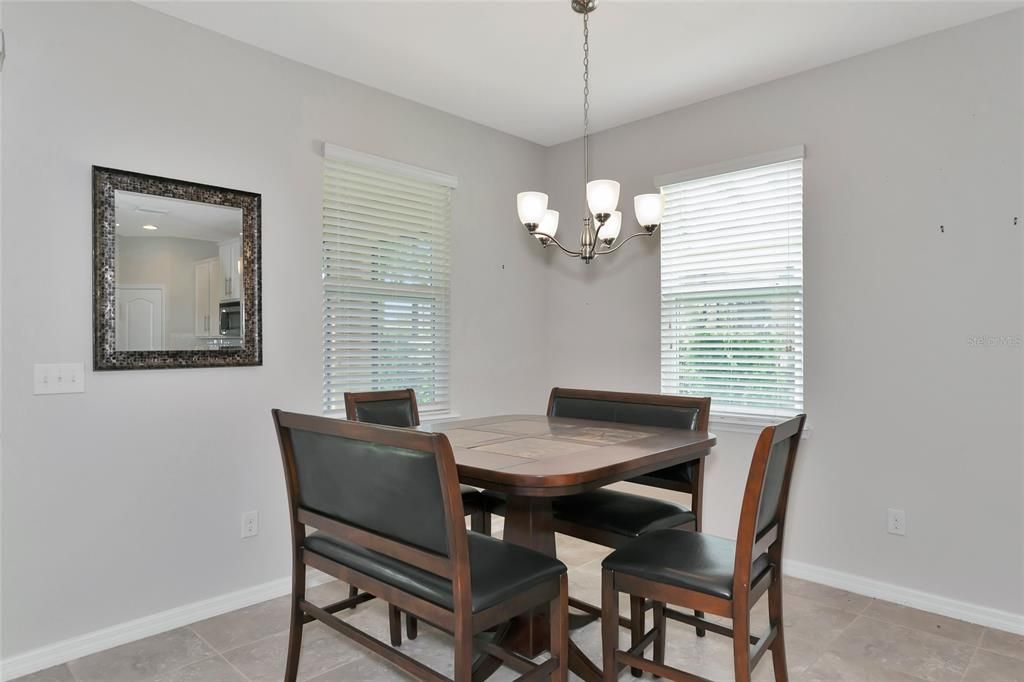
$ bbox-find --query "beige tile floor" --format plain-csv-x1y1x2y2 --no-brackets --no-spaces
15,534,1024,682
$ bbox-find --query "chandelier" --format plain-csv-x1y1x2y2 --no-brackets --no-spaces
516,0,665,264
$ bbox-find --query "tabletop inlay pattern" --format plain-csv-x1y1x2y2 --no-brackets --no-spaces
475,419,563,436
553,425,650,445
442,428,514,447
473,436,598,459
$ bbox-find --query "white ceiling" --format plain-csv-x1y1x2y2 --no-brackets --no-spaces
143,1,1018,146
115,191,242,241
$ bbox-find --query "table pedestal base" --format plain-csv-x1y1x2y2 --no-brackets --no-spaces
472,495,603,682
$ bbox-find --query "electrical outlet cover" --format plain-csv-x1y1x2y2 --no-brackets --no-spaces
887,508,906,536
241,510,259,538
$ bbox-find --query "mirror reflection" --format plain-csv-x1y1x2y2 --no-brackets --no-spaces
114,190,244,351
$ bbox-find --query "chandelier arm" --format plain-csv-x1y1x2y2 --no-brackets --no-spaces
540,232,583,258
593,229,655,255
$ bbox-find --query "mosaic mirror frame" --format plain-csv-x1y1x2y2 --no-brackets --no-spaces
93,166,263,370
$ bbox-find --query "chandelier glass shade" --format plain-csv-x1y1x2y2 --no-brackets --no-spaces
515,0,664,263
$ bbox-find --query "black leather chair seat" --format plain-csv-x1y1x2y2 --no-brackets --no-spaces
553,490,695,539
305,531,566,613
603,529,770,600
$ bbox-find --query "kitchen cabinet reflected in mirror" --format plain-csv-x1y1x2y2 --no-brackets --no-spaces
114,190,245,351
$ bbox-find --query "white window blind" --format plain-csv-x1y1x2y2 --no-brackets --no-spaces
322,150,453,415
660,156,804,418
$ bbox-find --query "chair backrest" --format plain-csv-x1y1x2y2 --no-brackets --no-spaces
273,410,468,580
546,387,710,431
344,389,420,428
733,414,807,599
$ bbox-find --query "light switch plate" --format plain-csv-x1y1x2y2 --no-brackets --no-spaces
33,363,85,395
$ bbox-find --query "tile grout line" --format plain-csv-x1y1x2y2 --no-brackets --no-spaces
856,614,982,681
217,652,253,682
64,631,219,682
959,644,980,682
814,612,937,682
216,625,298,662
855,610,987,649
186,627,254,682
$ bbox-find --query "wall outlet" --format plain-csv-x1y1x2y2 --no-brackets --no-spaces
887,508,907,536
241,510,259,539
33,363,85,395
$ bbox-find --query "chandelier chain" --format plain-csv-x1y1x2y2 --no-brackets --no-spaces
582,8,590,191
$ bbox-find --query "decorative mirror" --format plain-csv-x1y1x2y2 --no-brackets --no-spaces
93,167,262,370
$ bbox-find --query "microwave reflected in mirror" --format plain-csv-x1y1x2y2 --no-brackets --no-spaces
114,190,244,351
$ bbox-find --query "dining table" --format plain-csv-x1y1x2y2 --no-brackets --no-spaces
421,413,716,682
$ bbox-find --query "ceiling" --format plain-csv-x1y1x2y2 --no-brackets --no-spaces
143,1,1018,146
115,191,242,241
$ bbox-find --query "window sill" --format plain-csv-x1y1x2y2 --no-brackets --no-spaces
420,412,462,424
710,413,812,438
324,411,461,423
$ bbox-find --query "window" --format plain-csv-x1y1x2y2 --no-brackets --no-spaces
321,145,455,415
658,148,804,420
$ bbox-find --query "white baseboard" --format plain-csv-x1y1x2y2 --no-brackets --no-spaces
0,570,335,681
4,560,1022,680
785,558,1024,636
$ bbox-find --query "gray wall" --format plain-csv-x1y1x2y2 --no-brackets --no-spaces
3,0,1023,665
542,10,1024,620
1,1,549,658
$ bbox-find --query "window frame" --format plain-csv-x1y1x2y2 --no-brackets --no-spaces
656,146,805,428
320,143,456,418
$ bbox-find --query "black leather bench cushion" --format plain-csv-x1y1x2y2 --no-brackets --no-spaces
460,485,489,514
552,490,695,538
305,531,566,613
603,529,770,600
633,461,696,486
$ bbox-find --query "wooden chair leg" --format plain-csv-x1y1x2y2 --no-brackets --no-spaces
629,596,645,677
768,577,789,682
549,574,569,681
348,584,358,600
470,510,491,536
602,569,620,682
284,560,305,682
388,604,403,646
733,610,752,682
653,601,666,667
454,617,474,682
406,613,419,640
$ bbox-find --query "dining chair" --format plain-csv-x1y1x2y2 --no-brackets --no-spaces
345,388,494,642
273,410,569,682
600,414,807,682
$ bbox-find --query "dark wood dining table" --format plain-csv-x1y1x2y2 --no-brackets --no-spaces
421,414,716,682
